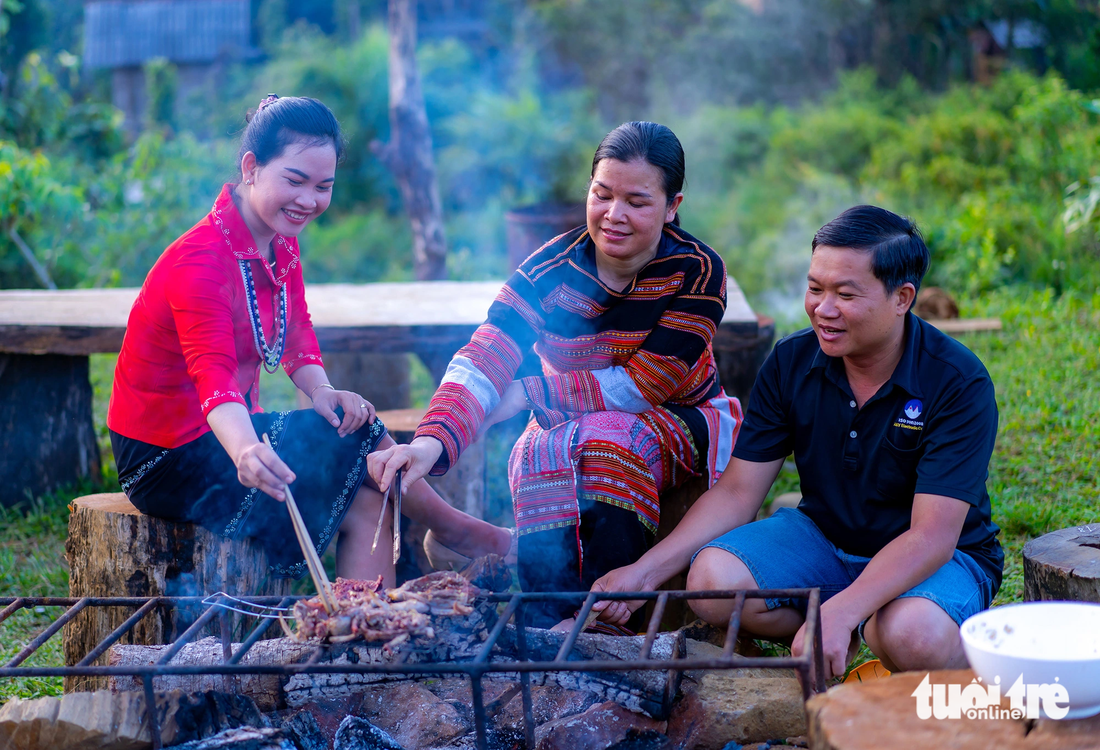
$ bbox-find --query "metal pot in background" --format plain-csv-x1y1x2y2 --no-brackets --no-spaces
504,202,586,272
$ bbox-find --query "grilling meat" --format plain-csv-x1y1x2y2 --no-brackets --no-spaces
289,578,434,647
288,568,489,647
387,570,480,615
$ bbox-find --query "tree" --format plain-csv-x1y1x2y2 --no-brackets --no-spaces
372,0,447,280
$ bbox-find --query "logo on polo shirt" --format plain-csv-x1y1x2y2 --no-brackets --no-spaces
894,399,924,431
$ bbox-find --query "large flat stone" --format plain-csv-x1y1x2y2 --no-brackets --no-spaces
349,682,469,749
534,700,667,750
664,639,806,749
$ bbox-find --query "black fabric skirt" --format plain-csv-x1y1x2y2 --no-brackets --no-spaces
111,409,388,579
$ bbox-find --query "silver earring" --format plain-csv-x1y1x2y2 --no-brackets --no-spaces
245,179,252,185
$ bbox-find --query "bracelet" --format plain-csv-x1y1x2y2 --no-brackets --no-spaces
310,383,335,400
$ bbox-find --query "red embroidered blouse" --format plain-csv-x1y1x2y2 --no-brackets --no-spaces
107,184,324,448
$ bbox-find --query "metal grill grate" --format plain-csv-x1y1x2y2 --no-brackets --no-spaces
0,588,825,750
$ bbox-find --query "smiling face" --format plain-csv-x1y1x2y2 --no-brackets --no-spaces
238,139,337,248
586,158,682,270
804,245,915,362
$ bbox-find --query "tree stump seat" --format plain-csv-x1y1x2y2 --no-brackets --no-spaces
64,493,292,692
806,669,1100,749
1023,524,1100,603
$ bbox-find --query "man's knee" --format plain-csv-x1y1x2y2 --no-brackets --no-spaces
686,547,759,624
687,547,757,590
866,597,963,672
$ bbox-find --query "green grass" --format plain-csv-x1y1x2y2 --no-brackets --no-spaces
0,488,85,702
963,288,1100,605
1,287,1097,700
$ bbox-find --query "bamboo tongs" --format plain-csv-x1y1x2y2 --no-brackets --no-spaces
370,468,402,565
263,433,336,614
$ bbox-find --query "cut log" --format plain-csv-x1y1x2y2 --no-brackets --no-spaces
1023,524,1100,603
107,625,682,721
805,668,1100,750
64,493,293,693
928,318,1003,335
494,626,685,719
109,605,495,710
108,637,314,712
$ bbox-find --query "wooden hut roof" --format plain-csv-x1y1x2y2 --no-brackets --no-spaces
83,0,251,69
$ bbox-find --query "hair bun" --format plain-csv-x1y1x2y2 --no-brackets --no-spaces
245,93,279,123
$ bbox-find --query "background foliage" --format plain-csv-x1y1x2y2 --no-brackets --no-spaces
2,0,1100,303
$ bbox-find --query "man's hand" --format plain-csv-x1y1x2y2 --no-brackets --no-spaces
588,563,655,626
792,603,860,682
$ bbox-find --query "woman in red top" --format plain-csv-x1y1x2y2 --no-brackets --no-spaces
107,95,511,582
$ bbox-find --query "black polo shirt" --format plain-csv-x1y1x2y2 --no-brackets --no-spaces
733,312,1004,591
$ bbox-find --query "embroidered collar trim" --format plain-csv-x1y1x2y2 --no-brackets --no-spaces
209,183,301,287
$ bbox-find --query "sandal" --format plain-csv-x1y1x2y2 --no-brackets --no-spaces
423,527,518,571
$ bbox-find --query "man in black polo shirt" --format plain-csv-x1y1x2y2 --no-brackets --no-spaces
591,205,1002,679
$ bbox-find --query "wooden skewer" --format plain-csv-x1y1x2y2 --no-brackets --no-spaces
263,433,336,614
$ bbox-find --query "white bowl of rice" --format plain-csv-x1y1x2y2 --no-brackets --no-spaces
961,601,1100,719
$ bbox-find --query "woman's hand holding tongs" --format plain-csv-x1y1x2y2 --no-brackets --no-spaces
368,436,442,496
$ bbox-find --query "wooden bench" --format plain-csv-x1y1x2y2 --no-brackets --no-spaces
0,279,766,506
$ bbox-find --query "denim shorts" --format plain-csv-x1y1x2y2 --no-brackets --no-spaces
695,507,995,627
